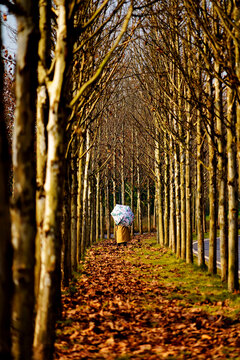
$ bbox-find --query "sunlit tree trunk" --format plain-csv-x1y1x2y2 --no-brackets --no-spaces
233,5,240,197
179,127,186,260
136,134,142,234
130,127,134,236
105,172,110,239
100,186,104,239
35,0,50,300
0,19,12,358
81,129,91,256
121,121,125,205
186,95,193,263
147,178,151,232
77,141,83,261
96,170,100,240
175,139,181,257
207,78,217,274
215,62,228,281
113,139,117,237
11,2,38,359
196,50,205,266
226,38,239,291
197,108,205,267
71,141,78,271
155,123,163,244
169,137,176,251
33,4,67,359
164,136,169,246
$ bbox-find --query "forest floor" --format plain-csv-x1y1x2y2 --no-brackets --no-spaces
54,234,240,360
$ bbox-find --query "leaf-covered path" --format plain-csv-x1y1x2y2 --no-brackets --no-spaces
54,235,240,360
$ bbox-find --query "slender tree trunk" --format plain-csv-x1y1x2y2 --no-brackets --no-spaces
71,143,78,271
207,75,217,275
175,141,181,257
130,127,134,236
105,173,110,239
186,99,193,263
233,6,240,197
215,60,228,281
227,83,239,292
179,129,186,260
100,187,104,239
137,164,142,234
33,5,67,359
147,178,151,232
76,141,83,260
11,3,38,359
169,138,176,251
197,112,205,266
96,171,100,240
35,0,50,301
164,136,169,246
90,175,96,245
153,197,156,230
81,129,91,256
113,146,117,237
155,123,163,244
0,18,13,358
62,174,71,287
121,121,125,205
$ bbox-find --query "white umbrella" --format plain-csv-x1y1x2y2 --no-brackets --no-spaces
111,204,134,226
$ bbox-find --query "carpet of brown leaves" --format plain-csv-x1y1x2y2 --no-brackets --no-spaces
54,235,240,359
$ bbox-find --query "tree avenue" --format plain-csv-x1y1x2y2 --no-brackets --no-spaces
0,1,239,360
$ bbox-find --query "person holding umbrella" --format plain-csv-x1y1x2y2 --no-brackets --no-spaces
111,204,134,246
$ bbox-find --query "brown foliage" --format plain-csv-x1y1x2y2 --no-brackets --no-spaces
54,235,240,359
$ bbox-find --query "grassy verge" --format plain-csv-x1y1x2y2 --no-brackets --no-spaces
127,236,240,319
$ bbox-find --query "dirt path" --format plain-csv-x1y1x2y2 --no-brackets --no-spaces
54,235,240,360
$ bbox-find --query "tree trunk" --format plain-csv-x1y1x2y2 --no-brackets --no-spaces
70,144,78,272
164,136,169,246
136,134,142,234
105,173,110,239
197,111,205,266
62,174,71,287
33,4,67,359
175,141,181,257
96,171,100,240
35,0,50,301
11,2,38,359
90,175,96,246
81,129,91,256
207,76,217,275
180,128,186,260
0,19,13,358
100,186,104,239
186,100,193,264
113,146,117,237
77,141,83,261
121,121,125,205
130,127,134,236
147,178,151,232
169,138,176,252
227,82,239,292
215,75,228,282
